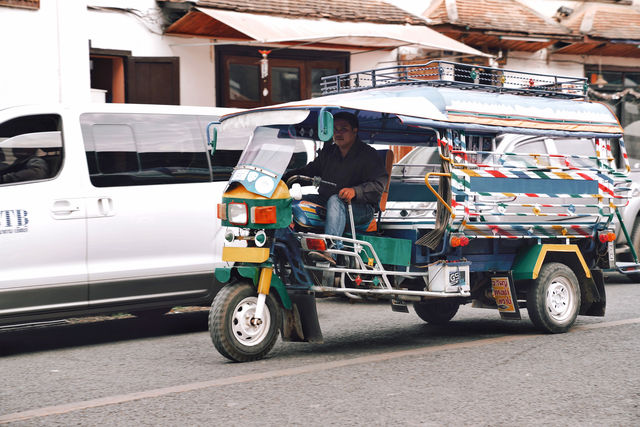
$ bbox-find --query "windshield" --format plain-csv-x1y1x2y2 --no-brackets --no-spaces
237,127,296,174
220,109,314,197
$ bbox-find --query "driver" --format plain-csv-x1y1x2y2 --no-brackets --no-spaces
284,111,388,262
0,147,49,184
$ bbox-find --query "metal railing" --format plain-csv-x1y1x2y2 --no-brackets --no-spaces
321,60,588,99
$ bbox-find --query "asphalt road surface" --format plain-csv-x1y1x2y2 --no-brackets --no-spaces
1,274,639,426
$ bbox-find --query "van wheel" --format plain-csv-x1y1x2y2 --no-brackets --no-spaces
527,263,580,333
413,300,459,325
209,281,281,362
627,219,640,282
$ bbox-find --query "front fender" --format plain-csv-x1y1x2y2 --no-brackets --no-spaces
215,266,292,310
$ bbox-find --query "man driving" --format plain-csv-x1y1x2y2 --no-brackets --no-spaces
284,111,388,262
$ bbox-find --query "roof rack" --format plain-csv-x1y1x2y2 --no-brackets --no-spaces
320,60,588,100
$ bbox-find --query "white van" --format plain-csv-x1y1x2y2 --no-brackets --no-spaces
0,103,245,326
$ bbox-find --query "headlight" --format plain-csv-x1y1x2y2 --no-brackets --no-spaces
228,202,248,225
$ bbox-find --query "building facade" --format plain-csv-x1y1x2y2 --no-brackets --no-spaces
0,0,481,108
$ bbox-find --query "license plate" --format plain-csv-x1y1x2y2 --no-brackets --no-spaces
608,240,615,268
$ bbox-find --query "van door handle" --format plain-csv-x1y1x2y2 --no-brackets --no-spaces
51,200,81,214
98,197,114,216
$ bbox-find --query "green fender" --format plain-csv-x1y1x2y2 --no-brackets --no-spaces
512,244,591,281
511,243,605,315
214,266,292,310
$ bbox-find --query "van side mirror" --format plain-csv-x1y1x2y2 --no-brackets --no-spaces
206,121,220,156
318,109,333,142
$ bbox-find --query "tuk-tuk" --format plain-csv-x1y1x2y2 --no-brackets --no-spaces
209,61,639,362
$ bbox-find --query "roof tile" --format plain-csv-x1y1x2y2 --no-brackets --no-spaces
562,3,640,40
196,0,427,25
424,0,569,36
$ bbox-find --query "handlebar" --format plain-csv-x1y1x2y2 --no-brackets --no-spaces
286,175,337,188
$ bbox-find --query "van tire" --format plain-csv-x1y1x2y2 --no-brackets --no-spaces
413,300,459,325
209,281,281,362
527,262,580,333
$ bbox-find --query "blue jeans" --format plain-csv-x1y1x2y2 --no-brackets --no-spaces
304,194,374,242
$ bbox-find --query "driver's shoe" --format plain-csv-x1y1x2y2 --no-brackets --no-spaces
307,251,336,266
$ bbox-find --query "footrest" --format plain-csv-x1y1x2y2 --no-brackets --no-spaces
616,261,640,274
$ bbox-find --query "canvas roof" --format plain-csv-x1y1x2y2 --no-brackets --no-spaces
165,0,488,56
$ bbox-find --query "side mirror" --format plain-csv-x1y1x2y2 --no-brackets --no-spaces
318,108,333,142
206,121,220,156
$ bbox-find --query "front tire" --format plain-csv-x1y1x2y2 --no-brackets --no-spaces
527,262,580,333
413,300,460,325
209,281,282,362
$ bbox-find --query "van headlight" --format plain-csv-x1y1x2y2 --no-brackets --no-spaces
228,202,248,225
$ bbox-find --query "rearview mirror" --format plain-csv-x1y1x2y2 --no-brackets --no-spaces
318,108,333,142
206,121,220,156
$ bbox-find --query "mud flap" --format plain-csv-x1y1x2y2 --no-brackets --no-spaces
580,269,606,317
281,293,323,343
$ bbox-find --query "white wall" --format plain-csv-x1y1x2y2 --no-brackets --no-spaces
350,49,397,73
87,0,169,55
506,50,640,79
0,0,215,107
506,51,584,77
86,1,216,106
0,0,89,105
173,42,216,107
0,0,400,108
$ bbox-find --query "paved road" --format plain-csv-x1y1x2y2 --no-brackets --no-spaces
1,274,639,426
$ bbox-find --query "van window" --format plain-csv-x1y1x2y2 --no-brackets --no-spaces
81,113,215,187
0,114,62,185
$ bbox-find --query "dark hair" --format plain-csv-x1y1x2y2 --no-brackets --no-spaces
333,111,358,130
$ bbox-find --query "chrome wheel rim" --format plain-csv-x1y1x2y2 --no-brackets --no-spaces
546,277,575,322
231,296,270,347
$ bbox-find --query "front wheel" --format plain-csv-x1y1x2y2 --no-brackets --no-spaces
527,262,580,333
413,300,460,325
209,281,282,362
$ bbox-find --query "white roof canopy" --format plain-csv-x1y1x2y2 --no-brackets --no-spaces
186,8,489,57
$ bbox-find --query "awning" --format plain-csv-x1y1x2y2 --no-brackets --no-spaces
166,7,489,57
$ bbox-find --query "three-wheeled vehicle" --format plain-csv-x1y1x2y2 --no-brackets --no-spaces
209,61,639,362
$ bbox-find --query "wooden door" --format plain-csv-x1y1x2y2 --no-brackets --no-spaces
126,57,180,105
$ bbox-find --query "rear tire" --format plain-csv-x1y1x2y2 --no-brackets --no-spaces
209,281,281,362
413,300,459,325
527,262,580,333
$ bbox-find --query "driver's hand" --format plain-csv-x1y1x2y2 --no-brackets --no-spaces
339,187,356,202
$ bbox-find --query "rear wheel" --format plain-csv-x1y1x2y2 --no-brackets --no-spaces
527,262,580,333
209,281,281,362
413,300,459,325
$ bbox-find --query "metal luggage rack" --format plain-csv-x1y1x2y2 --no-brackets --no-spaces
321,60,588,99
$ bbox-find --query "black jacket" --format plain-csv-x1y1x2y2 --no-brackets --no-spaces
284,139,388,208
